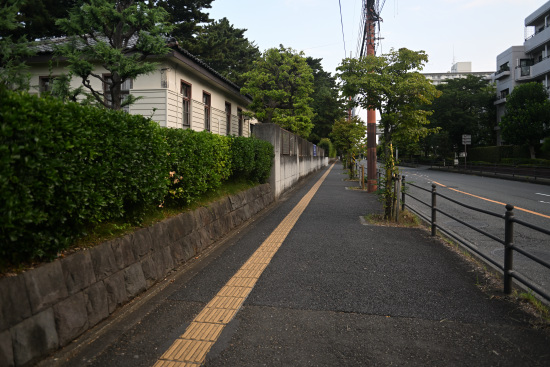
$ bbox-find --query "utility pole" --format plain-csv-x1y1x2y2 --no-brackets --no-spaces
365,0,379,192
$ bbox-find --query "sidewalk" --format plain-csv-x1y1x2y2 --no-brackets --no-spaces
41,163,549,366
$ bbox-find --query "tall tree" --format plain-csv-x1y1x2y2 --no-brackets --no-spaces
150,0,213,42
2,0,77,40
306,57,345,144
330,116,366,178
425,75,496,158
56,0,174,110
181,17,260,86
500,82,550,159
338,48,440,219
241,45,315,139
0,0,35,90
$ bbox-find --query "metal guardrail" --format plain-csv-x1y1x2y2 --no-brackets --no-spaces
431,163,550,181
396,176,550,302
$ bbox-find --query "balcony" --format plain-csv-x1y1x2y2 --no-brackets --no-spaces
530,56,550,79
494,69,510,80
494,97,507,105
524,25,550,53
515,66,533,81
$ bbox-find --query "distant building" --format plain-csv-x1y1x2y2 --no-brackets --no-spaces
422,62,493,86
494,0,550,145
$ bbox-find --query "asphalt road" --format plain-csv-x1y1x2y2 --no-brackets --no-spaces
39,163,550,367
396,165,550,297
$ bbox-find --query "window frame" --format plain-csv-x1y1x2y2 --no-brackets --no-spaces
225,102,232,135
237,107,244,136
181,80,192,128
103,73,133,111
203,91,211,132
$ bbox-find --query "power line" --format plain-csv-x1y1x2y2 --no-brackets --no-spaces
338,0,347,57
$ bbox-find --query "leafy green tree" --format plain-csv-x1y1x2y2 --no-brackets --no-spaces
306,57,345,144
55,0,174,110
338,48,440,219
151,0,213,42
1,0,77,40
241,45,315,139
0,0,35,90
425,75,496,158
500,82,550,159
181,17,260,86
330,116,366,178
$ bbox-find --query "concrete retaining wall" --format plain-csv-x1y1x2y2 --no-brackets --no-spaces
0,184,274,367
253,123,329,198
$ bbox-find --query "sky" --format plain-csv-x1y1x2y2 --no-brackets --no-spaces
208,0,546,77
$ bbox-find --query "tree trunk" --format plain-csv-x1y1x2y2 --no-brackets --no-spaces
384,141,395,220
529,145,536,159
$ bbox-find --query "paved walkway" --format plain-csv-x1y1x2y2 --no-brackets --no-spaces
41,163,549,366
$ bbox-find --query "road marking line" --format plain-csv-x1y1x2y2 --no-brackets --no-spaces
432,181,550,219
536,193,550,197
154,163,335,367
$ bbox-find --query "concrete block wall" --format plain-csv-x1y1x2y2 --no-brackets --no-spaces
253,123,328,198
0,184,273,367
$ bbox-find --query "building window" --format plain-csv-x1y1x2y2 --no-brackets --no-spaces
203,92,211,131
39,76,57,94
181,81,191,127
103,74,132,112
225,102,231,135
237,107,243,136
500,88,509,99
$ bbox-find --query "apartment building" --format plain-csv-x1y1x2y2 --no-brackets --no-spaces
494,1,550,144
423,62,493,86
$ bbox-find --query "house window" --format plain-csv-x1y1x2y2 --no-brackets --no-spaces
237,107,243,136
203,92,211,131
39,76,58,94
225,102,231,135
500,88,509,99
181,81,191,127
103,74,133,112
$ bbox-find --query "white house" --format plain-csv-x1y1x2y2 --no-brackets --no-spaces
26,39,257,137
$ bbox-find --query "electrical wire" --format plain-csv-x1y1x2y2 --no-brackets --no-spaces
338,0,347,57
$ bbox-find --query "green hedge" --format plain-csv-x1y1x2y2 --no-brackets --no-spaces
1,89,274,264
0,89,168,263
468,145,531,163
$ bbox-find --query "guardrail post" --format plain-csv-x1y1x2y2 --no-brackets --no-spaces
503,204,515,294
431,184,437,236
401,175,406,211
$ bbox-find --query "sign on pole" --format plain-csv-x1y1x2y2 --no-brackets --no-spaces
462,134,471,168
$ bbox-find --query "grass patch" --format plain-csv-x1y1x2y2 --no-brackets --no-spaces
1,179,258,276
363,210,421,227
518,291,550,324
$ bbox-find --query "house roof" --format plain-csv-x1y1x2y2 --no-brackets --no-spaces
31,35,251,103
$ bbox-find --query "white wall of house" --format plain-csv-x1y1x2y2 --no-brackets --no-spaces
28,54,256,137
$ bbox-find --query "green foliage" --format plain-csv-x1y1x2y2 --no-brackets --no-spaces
0,0,36,90
241,45,315,139
424,75,496,157
163,129,231,206
0,88,168,264
230,136,274,183
318,138,336,158
56,0,175,110
181,17,260,86
500,82,550,158
151,0,214,43
331,116,366,177
338,48,440,220
306,57,345,143
2,0,77,40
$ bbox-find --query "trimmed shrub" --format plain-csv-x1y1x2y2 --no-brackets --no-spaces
163,128,232,206
0,89,168,263
230,136,274,183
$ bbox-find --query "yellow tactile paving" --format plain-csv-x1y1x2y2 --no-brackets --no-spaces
154,163,335,366
181,322,225,341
